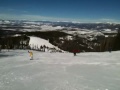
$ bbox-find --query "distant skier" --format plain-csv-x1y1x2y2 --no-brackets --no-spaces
28,51,33,60
73,51,76,56
72,49,80,56
108,47,112,53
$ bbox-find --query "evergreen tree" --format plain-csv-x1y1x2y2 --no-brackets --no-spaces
113,29,120,51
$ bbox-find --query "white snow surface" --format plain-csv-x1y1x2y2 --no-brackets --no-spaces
29,36,62,52
29,36,54,48
0,50,120,90
40,25,64,31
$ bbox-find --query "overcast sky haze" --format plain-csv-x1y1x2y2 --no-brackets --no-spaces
0,0,120,23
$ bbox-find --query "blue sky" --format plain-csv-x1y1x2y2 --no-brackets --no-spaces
0,0,120,23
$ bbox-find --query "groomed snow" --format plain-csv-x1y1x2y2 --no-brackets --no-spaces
0,50,120,90
29,36,60,50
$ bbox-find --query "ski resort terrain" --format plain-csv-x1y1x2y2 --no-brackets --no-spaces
0,50,120,90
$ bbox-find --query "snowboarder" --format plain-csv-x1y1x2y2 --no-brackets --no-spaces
28,51,33,60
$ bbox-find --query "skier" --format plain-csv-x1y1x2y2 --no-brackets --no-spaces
73,52,76,56
73,49,80,56
28,51,33,60
108,47,112,53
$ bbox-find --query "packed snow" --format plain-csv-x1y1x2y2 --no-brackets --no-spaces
0,50,120,90
29,36,61,51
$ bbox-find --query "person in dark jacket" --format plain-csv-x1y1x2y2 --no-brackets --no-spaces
108,47,112,53
72,50,80,56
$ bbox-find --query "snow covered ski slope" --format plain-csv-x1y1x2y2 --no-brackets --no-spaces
0,50,120,90
29,36,63,52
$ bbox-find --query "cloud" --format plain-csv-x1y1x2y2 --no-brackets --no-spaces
0,13,120,23
97,18,120,23
99,18,116,22
0,13,76,21
0,8,28,14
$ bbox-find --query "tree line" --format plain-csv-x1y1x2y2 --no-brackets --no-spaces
0,30,120,52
